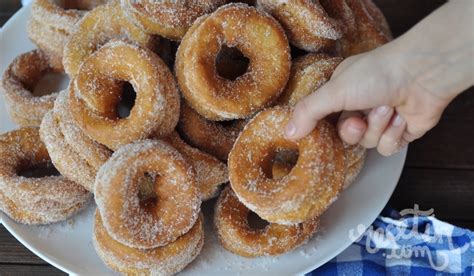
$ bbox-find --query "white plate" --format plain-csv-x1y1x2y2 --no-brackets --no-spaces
0,6,407,276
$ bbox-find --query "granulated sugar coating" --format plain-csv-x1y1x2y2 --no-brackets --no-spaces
63,1,155,76
257,0,343,52
214,186,319,257
175,3,291,120
121,0,226,40
1,50,59,126
94,140,201,249
0,127,91,225
229,106,346,225
161,131,228,201
68,40,180,150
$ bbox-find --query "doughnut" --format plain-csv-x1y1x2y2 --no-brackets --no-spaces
121,0,226,41
178,102,246,161
31,0,108,34
161,132,228,201
94,140,201,249
229,106,345,224
63,1,156,76
343,143,366,189
175,3,291,120
26,18,68,72
0,127,91,225
277,53,342,106
93,210,204,275
1,50,59,127
54,91,112,171
256,0,343,52
68,40,180,150
215,186,319,257
40,111,96,191
320,0,392,57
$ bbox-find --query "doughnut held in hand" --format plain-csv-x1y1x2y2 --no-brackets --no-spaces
215,186,319,257
94,140,201,249
175,3,291,120
229,106,345,224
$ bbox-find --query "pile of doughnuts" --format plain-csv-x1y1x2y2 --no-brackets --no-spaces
0,0,391,274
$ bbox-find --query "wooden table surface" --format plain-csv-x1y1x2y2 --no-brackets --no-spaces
0,0,472,275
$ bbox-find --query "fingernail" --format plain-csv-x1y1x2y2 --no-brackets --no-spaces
285,121,296,138
392,114,404,127
375,105,390,116
347,123,364,135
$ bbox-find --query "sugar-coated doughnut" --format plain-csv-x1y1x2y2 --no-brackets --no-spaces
257,0,343,52
229,106,345,224
63,2,155,76
0,127,91,225
343,143,366,189
40,111,97,191
69,40,180,150
175,3,291,120
277,53,342,105
94,140,200,249
215,186,319,257
93,210,204,275
54,91,111,171
31,0,108,34
26,18,68,72
121,0,226,41
321,0,392,57
178,102,246,161
162,132,228,201
1,50,59,127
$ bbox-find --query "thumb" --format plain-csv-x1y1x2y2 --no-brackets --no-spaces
284,80,346,139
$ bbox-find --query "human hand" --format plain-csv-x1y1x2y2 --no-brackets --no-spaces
284,1,473,156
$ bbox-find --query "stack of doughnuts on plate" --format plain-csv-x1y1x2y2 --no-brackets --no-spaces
0,0,391,274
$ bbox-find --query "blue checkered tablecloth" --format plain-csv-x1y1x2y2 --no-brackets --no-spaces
308,207,473,275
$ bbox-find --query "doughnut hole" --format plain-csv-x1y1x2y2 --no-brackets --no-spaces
18,161,61,178
33,72,70,97
247,210,269,230
137,173,159,208
261,147,299,180
215,45,250,81
117,82,137,119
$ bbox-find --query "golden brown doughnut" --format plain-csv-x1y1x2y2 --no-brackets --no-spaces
321,0,392,57
93,210,204,275
229,106,345,224
343,143,366,189
178,102,246,161
0,127,91,225
54,91,112,171
68,40,180,150
162,132,228,201
120,0,226,41
215,186,319,257
40,111,97,191
63,1,155,76
257,0,343,52
26,18,68,72
175,3,291,120
277,53,342,105
1,50,59,127
31,0,108,34
94,140,201,249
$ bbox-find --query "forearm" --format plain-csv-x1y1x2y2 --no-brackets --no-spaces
385,0,474,101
